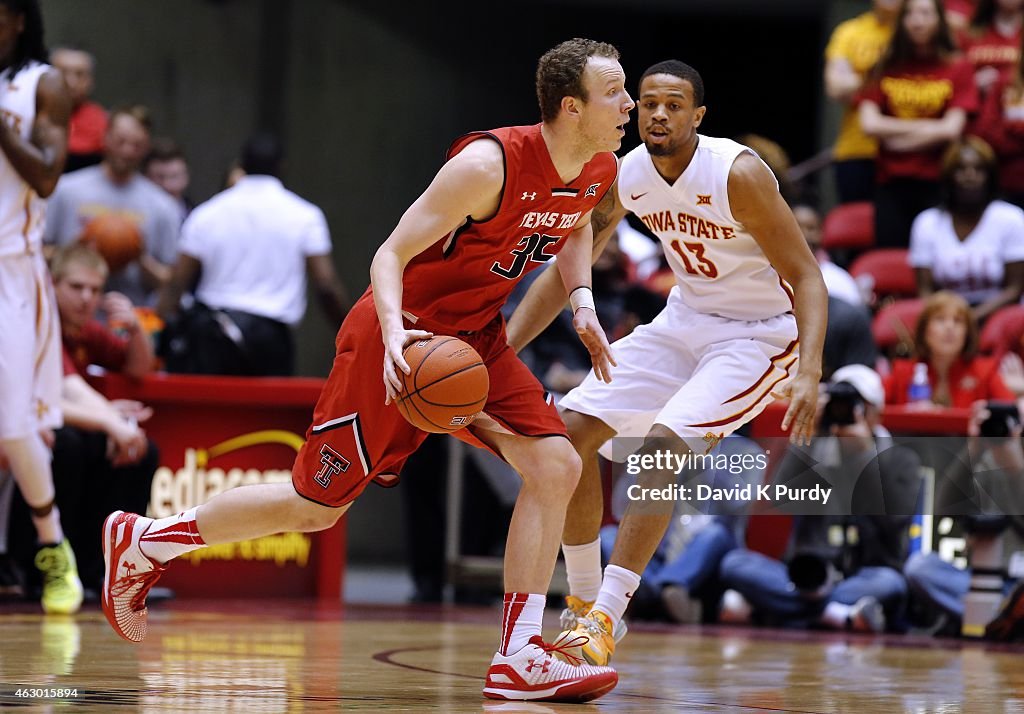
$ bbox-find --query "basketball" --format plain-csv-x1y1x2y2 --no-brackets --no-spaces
395,336,489,433
78,214,143,273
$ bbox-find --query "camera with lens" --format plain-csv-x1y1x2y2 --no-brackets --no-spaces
978,400,1020,438
820,381,864,430
787,550,838,596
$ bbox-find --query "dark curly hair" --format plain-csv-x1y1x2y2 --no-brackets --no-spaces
536,38,620,123
0,0,47,79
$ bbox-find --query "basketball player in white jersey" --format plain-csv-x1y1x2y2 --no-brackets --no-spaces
507,60,827,665
0,0,82,613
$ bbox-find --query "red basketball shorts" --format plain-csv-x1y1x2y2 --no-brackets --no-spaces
291,293,567,508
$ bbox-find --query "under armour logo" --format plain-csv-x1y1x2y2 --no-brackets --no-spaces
122,561,137,577
525,658,550,673
697,194,712,206
584,182,600,198
521,191,537,200
313,444,351,488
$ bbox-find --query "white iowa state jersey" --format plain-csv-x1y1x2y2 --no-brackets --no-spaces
0,61,50,257
619,135,794,321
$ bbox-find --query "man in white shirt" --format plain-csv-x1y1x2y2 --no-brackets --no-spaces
157,133,350,375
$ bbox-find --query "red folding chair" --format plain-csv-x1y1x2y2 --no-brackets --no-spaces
850,248,917,304
821,201,874,251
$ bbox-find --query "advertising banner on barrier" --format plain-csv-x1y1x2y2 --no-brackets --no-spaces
102,374,344,599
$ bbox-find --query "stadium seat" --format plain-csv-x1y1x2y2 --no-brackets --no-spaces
821,201,874,251
979,304,1024,356
850,248,917,303
872,297,924,353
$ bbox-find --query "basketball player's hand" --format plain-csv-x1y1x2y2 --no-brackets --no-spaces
776,373,819,445
573,308,616,383
382,328,434,404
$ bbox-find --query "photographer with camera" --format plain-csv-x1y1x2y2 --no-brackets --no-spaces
903,398,1024,640
718,365,918,632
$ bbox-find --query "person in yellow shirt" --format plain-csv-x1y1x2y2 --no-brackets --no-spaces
825,0,900,203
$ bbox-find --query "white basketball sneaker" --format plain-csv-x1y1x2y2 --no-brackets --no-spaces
482,634,617,702
101,511,166,643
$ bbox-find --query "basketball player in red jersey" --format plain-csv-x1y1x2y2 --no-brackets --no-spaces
102,38,632,702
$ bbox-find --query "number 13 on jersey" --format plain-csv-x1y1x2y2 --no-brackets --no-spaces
670,239,719,278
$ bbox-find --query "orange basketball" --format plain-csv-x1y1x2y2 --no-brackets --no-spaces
78,214,143,273
395,336,489,433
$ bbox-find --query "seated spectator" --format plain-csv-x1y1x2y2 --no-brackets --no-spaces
885,291,1015,406
51,244,154,379
793,202,865,306
43,105,181,306
143,137,192,224
718,365,917,633
859,0,978,248
823,0,899,203
973,28,1024,207
50,46,106,173
157,133,350,376
909,138,1024,322
959,0,1023,97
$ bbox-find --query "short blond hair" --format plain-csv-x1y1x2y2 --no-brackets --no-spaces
50,243,109,282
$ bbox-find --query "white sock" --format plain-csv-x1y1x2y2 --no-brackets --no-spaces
32,505,62,545
139,507,207,564
593,564,641,627
562,539,602,602
820,601,852,629
499,592,545,655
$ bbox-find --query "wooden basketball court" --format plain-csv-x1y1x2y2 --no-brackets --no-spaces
1,600,1022,711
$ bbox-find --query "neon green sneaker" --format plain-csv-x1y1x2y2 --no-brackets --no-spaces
35,540,83,615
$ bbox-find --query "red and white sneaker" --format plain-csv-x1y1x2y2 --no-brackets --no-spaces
101,511,166,643
482,635,617,702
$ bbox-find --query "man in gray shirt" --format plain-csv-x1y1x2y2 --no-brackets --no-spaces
44,106,179,306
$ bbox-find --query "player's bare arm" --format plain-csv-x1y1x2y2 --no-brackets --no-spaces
370,137,504,402
729,152,827,445
0,69,69,197
506,177,627,353
555,216,617,383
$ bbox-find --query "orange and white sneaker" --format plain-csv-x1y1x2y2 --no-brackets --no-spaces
101,511,166,643
553,609,616,666
483,634,617,702
559,595,628,642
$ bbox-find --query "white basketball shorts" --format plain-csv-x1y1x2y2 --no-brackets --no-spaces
0,251,63,439
559,287,798,457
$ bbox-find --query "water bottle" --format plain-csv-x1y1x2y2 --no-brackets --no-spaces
907,362,932,404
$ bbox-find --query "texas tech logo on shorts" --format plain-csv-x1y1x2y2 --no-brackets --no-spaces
313,444,351,488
